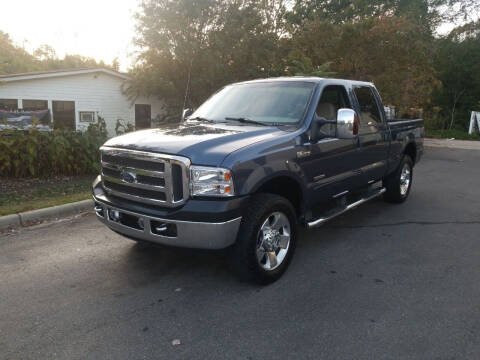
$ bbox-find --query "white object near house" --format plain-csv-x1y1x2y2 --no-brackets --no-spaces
468,111,480,135
0,68,165,136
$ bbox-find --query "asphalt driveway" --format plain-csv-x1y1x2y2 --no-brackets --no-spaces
1,146,479,359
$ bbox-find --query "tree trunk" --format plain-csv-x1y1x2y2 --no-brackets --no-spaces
448,89,465,130
449,103,456,130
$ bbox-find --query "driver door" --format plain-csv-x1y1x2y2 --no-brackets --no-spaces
297,85,361,206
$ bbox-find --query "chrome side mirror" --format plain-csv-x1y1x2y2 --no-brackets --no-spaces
336,108,359,139
181,108,193,121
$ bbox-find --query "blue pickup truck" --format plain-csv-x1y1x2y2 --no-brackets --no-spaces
92,77,424,284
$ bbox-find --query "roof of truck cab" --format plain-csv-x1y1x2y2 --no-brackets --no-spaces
233,77,374,87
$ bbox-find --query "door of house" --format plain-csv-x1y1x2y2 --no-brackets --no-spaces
52,101,75,130
135,104,151,130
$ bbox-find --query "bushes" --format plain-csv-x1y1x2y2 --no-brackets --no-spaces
0,118,107,178
115,118,135,135
425,129,480,141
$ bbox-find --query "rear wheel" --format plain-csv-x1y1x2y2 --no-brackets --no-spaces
229,194,297,284
383,155,413,203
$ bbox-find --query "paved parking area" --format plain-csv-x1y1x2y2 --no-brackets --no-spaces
1,146,479,359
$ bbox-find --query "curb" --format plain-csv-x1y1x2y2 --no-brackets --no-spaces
0,214,21,229
0,199,93,231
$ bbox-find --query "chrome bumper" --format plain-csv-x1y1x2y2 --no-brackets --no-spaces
94,200,242,249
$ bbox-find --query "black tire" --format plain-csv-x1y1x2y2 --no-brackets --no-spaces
229,193,297,285
383,155,413,203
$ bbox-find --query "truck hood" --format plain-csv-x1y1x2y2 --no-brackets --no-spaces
102,121,285,166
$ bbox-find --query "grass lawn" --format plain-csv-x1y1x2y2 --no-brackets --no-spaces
426,129,480,141
0,175,95,216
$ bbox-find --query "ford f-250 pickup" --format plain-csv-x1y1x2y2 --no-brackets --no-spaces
92,77,424,284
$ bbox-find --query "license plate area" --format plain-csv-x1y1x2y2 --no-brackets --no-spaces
109,210,144,231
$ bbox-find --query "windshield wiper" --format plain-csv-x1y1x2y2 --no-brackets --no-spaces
224,117,268,126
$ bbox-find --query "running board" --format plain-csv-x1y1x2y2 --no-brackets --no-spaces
306,188,386,229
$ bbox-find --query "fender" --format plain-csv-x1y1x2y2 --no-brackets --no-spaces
250,170,307,195
232,150,307,196
247,170,308,215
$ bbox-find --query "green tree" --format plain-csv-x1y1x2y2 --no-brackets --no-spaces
33,44,57,62
285,15,439,111
0,31,41,74
432,21,480,129
126,0,289,115
288,0,471,31
0,30,116,75
127,0,478,127
111,57,120,72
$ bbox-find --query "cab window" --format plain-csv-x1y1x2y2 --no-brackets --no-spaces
315,85,351,137
353,86,382,124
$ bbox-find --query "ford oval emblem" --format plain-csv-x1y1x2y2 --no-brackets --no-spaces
121,170,136,183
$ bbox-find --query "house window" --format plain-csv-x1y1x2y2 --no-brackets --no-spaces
79,111,95,123
23,99,48,111
135,104,151,129
52,101,75,130
0,99,18,111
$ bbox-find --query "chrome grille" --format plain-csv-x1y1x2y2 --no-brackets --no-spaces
100,147,190,207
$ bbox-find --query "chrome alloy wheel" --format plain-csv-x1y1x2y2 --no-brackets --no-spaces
256,212,291,271
399,163,411,196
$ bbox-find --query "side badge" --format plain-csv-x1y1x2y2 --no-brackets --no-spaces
296,150,311,158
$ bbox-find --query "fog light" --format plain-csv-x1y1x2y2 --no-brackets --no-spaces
109,209,121,222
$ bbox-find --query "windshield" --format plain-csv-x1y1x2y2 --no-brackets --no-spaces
190,81,316,125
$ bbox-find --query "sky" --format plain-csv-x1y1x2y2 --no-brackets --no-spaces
1,0,140,71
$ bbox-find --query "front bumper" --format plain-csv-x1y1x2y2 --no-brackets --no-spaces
92,176,244,249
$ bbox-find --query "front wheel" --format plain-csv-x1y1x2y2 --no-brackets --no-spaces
229,194,297,284
383,155,413,203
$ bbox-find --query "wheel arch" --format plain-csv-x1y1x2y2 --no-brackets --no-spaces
251,174,305,217
404,141,417,165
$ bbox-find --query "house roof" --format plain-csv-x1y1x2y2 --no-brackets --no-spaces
0,68,129,82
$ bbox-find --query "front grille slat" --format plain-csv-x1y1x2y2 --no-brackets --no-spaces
103,175,166,190
136,174,165,187
102,167,121,179
101,162,165,178
104,181,167,201
100,147,190,207
102,154,165,172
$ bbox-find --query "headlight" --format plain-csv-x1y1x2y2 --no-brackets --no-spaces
190,166,234,197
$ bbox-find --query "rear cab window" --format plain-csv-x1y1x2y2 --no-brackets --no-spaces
353,86,383,129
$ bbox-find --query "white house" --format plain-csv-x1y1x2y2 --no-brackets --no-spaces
0,68,165,136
